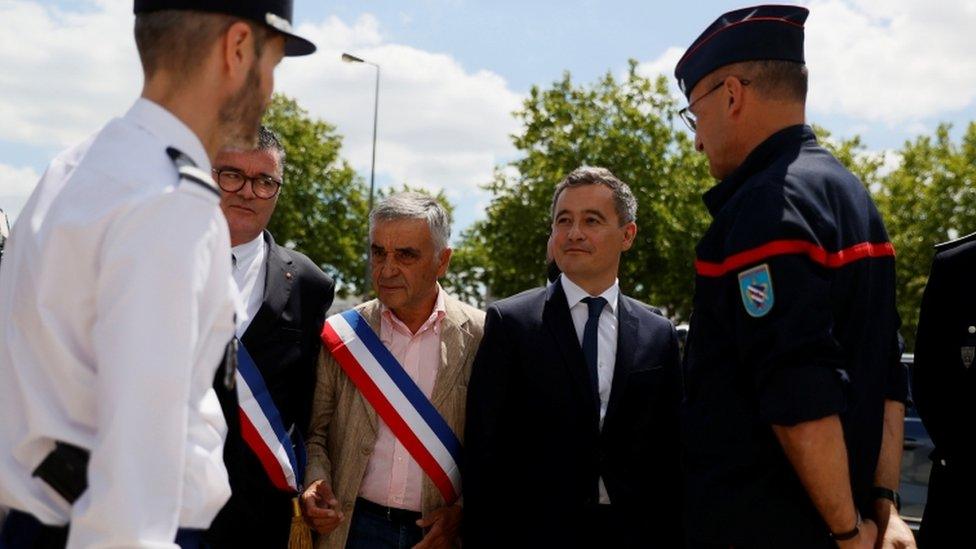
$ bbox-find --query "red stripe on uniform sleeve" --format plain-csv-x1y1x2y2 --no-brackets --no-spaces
695,239,895,277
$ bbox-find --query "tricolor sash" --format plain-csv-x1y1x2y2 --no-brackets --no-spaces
321,309,462,504
236,340,303,493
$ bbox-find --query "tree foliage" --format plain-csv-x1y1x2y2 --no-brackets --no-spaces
773,124,976,350
263,94,370,296
873,123,976,349
263,84,975,351
446,61,710,318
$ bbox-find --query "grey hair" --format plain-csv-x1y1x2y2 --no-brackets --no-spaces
551,166,637,225
257,125,286,175
369,192,452,251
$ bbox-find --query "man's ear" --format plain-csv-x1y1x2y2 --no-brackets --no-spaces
437,247,453,278
220,21,257,87
725,76,747,117
621,222,637,251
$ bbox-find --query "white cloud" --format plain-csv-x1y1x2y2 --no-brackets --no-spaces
636,46,684,82
804,0,976,124
0,0,141,148
0,3,522,201
638,1,976,126
635,46,685,100
0,163,40,196
276,15,522,193
0,163,40,222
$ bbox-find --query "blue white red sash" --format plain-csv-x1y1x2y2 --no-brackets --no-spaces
321,309,462,504
236,340,302,493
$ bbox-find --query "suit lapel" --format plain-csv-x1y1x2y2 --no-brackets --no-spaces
544,280,599,424
242,231,293,346
430,296,470,408
602,294,638,434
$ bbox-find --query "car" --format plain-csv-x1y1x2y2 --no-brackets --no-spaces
900,353,931,533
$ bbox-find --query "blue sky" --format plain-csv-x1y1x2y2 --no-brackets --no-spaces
3,0,976,237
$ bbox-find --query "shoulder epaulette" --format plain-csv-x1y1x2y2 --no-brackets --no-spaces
166,146,219,198
934,230,976,251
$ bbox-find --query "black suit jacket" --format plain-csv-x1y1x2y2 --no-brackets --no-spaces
207,231,335,548
463,279,683,549
913,234,976,547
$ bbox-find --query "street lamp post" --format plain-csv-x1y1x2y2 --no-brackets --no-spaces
342,52,380,292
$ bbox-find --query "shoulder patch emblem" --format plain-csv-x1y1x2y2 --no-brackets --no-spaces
738,263,774,318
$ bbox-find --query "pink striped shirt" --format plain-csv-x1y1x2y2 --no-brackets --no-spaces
358,287,447,511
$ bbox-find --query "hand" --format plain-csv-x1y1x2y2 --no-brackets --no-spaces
301,479,344,534
412,504,462,549
873,499,916,549
837,518,877,549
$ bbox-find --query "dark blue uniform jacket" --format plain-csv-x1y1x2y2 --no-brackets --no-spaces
682,125,909,548
913,233,976,546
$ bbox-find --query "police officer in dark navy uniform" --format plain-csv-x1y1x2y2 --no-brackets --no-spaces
674,5,914,549
913,231,976,548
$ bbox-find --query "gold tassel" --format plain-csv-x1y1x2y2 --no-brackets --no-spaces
288,496,313,549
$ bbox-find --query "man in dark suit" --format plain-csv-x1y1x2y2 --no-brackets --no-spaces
913,231,976,548
464,167,683,548
206,126,335,548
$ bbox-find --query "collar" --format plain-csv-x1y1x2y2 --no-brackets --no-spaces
702,124,815,217
126,98,211,172
231,233,266,270
560,273,619,315
381,283,448,335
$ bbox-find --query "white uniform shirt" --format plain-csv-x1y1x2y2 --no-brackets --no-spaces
0,98,239,548
231,234,267,337
561,273,619,504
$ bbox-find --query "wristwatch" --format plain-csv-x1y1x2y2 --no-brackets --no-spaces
830,511,862,541
872,486,902,511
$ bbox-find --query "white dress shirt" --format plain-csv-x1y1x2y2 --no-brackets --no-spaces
232,234,267,337
561,273,619,504
0,98,239,548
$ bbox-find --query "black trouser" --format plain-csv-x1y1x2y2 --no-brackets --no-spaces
345,498,424,549
0,509,205,549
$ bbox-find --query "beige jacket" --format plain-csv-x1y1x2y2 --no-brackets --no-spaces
305,295,485,549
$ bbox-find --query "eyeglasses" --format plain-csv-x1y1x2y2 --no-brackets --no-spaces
677,78,751,132
212,168,282,199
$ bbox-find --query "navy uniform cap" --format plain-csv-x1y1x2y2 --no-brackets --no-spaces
134,0,316,56
674,5,808,99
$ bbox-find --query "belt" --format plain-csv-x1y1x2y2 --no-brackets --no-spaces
0,509,204,549
354,498,422,523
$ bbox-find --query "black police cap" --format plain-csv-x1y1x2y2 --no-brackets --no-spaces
674,5,808,100
134,0,316,56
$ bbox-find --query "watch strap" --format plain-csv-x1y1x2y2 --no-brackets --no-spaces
872,486,901,511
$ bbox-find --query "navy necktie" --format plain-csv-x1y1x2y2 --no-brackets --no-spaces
581,296,607,409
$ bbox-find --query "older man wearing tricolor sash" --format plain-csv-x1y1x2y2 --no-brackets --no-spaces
302,192,484,549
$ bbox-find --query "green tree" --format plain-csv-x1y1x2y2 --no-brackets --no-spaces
263,94,370,296
817,122,976,350
873,123,976,350
449,61,710,317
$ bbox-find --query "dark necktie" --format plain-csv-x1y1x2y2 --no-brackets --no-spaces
581,296,607,410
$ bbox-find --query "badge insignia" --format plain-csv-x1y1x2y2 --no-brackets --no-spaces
962,346,975,369
738,264,774,318
265,12,293,32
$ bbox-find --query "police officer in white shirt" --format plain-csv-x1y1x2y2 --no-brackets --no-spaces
0,2,315,548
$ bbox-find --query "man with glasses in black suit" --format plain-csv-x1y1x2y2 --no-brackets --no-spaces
207,126,334,549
